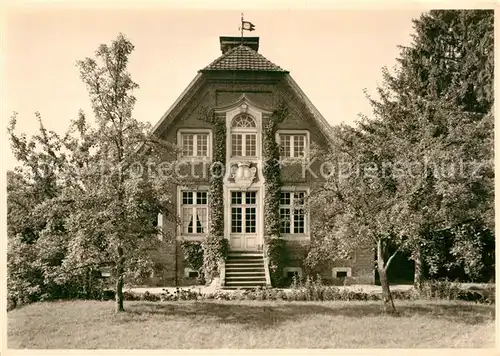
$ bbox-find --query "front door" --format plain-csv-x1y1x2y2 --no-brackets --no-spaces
229,190,258,250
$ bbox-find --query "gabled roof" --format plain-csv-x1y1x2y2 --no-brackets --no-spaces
283,75,336,146
151,42,334,146
150,72,335,147
200,45,288,73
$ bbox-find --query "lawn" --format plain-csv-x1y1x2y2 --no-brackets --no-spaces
8,299,495,348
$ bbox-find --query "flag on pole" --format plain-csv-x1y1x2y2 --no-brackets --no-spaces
240,13,255,43
242,21,255,31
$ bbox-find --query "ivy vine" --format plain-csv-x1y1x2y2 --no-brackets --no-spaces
263,101,289,287
196,102,289,286
180,240,205,283
199,106,229,283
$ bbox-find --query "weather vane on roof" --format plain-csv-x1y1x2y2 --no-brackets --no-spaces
239,13,256,44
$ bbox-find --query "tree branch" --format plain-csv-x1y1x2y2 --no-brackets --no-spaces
385,246,401,270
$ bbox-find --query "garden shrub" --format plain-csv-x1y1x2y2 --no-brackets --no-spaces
111,289,142,301
8,275,494,306
17,283,495,304
456,290,491,303
8,249,107,309
141,291,161,302
417,279,461,300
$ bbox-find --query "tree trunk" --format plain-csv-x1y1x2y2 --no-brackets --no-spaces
413,246,423,290
377,239,396,313
115,275,124,313
82,268,88,299
85,267,91,299
115,246,125,313
377,266,396,313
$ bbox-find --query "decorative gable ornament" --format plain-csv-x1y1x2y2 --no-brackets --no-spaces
230,162,257,187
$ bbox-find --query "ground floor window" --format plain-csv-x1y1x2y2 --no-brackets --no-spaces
280,191,307,234
181,191,208,235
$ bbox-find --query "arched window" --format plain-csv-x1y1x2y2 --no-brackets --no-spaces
232,114,256,128
231,114,257,157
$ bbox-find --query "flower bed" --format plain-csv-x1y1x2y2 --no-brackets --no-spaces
112,280,494,304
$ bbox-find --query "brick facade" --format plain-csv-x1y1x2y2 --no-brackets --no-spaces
140,37,376,287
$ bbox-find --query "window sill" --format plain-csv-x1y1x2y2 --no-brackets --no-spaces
178,235,207,241
280,234,310,241
177,157,212,162
279,157,309,164
229,156,258,160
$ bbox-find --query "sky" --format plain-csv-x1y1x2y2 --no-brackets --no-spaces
2,5,428,170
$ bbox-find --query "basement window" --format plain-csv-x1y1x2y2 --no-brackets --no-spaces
332,267,352,279
283,267,303,279
99,267,112,278
184,268,199,278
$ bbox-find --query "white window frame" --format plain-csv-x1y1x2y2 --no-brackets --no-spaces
223,101,265,164
177,129,212,161
230,191,257,234
230,114,258,158
231,132,258,158
279,186,310,240
276,130,310,160
177,187,209,240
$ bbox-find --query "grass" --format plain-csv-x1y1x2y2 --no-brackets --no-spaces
8,299,495,349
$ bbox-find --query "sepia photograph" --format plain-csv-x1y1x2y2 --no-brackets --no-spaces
2,1,496,352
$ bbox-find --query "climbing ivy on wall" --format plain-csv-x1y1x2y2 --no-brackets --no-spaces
180,240,204,281
199,106,229,283
263,101,289,286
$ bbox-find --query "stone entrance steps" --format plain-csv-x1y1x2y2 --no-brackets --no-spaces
223,251,267,289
